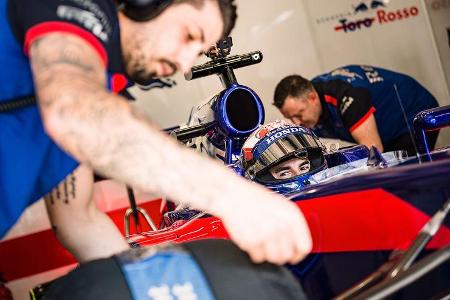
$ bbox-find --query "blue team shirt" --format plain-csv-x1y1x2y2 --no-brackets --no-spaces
311,65,438,146
0,0,128,237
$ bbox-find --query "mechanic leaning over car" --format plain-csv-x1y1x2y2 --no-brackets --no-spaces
273,65,439,155
0,0,312,265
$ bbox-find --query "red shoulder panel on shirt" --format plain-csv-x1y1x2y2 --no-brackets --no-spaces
24,21,108,67
324,95,338,106
349,106,376,132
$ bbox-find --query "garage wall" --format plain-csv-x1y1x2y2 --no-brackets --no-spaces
424,0,450,100
300,0,450,146
131,0,320,127
302,0,449,103
132,0,450,148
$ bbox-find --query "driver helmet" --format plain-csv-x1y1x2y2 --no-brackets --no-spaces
241,120,327,194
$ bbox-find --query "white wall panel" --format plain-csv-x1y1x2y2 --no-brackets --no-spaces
424,0,450,97
302,0,449,104
302,0,450,146
131,0,321,127
132,0,450,142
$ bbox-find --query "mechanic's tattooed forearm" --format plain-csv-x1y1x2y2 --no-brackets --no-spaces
45,173,77,205
29,33,242,213
30,34,105,109
30,35,96,73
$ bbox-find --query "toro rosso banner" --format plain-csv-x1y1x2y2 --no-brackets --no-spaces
334,5,419,33
308,0,421,34
301,0,448,101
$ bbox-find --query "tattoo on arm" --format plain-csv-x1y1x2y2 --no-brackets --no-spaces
45,173,77,205
30,33,243,214
45,193,55,205
30,33,105,109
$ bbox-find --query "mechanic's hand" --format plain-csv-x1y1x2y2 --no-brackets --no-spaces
217,183,312,265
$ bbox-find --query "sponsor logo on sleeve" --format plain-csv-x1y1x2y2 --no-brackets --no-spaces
57,2,111,42
340,96,354,115
330,68,364,82
361,65,384,83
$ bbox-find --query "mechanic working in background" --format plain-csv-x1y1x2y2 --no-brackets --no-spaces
273,65,439,155
0,0,312,265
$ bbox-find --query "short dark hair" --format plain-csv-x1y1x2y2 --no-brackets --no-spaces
175,0,237,38
273,75,314,109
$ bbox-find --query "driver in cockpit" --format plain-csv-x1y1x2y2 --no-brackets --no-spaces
240,120,407,196
240,120,327,195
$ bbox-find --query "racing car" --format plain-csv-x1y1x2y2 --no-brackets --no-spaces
129,38,449,299
27,38,450,299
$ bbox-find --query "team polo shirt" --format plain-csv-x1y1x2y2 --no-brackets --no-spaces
311,65,439,146
0,0,129,237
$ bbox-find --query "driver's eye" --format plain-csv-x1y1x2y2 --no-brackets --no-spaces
278,171,292,178
300,164,309,171
299,162,310,172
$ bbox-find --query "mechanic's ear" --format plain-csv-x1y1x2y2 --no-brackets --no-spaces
307,92,317,103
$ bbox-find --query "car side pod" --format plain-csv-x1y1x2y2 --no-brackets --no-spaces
335,198,450,300
413,105,450,160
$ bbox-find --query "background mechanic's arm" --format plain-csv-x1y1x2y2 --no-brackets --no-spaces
350,114,383,151
30,33,312,265
338,86,384,151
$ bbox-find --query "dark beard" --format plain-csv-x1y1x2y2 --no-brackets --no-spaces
129,68,157,85
122,50,155,85
126,55,177,85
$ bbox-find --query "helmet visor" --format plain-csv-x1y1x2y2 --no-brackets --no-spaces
250,133,322,176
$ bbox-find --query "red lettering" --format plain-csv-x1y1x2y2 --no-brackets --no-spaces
403,8,410,18
377,9,388,23
377,6,419,24
387,12,396,21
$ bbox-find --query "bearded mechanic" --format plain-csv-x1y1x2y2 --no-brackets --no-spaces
0,0,312,265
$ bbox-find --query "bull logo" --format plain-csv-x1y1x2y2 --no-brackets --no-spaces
371,0,385,9
353,2,368,13
354,1,386,14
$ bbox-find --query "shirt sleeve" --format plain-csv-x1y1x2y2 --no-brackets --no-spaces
8,0,118,67
337,87,376,132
